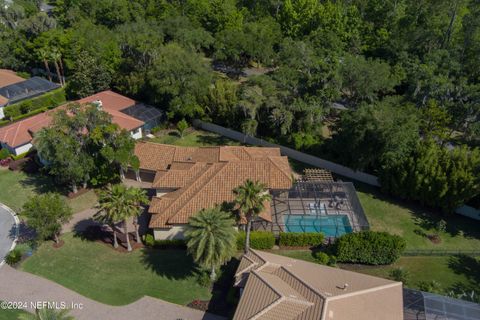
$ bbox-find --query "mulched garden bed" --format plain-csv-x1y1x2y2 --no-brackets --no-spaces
52,240,65,249
187,299,209,311
80,225,144,253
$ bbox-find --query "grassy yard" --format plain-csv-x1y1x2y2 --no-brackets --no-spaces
0,169,97,214
21,233,211,306
0,307,28,320
147,129,241,147
275,249,479,294
356,184,480,250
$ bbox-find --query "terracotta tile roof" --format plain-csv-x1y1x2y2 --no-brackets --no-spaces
0,90,143,148
135,142,292,228
233,250,403,320
77,90,136,111
135,142,176,171
0,69,25,88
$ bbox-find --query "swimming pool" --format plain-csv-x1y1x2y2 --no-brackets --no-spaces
283,214,353,237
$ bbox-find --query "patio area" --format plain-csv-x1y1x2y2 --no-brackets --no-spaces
254,180,369,238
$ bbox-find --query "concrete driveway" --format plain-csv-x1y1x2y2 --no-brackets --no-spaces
0,203,17,266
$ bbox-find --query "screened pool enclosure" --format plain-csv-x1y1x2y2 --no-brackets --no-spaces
253,181,369,238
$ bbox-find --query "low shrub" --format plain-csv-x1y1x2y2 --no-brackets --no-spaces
389,267,409,284
279,232,324,247
0,148,10,160
334,231,406,265
237,231,275,250
313,251,329,265
154,239,186,249
0,119,9,126
196,270,212,287
10,152,28,161
144,233,155,246
5,248,22,266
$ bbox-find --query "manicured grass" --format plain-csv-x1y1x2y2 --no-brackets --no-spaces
0,170,97,214
0,306,29,320
148,129,240,147
274,249,479,294
21,233,211,306
68,190,98,213
356,184,480,250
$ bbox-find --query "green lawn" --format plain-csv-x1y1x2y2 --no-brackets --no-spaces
21,233,211,306
0,169,97,214
356,184,480,250
148,129,241,147
274,249,479,294
0,307,28,320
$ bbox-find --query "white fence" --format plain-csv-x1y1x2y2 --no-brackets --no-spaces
193,120,380,186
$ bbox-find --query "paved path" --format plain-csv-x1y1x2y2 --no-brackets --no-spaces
0,265,224,320
62,208,99,234
0,203,17,266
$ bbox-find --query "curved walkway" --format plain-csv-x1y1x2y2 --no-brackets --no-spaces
0,203,18,266
0,265,224,320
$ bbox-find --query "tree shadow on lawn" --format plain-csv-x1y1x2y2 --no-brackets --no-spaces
207,258,240,317
448,255,480,289
19,172,65,196
196,134,241,146
140,247,198,280
353,182,480,240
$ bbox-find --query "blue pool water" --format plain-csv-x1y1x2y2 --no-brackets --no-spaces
284,215,353,237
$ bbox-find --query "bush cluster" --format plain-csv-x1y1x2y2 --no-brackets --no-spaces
5,248,22,266
334,231,406,265
0,148,9,160
313,251,337,266
3,88,66,120
279,232,324,247
236,231,275,250
143,234,186,249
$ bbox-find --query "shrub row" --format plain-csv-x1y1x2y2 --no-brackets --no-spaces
334,231,406,265
3,88,65,119
143,234,186,249
279,232,324,247
236,231,275,250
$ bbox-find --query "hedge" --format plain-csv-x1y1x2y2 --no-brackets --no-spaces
334,231,406,265
279,232,324,247
3,88,65,119
144,234,186,249
0,148,9,160
236,231,275,250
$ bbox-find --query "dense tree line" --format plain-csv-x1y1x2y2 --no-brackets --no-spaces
1,0,479,212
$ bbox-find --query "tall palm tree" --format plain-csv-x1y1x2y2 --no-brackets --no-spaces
19,308,74,320
233,179,271,253
185,207,237,280
37,48,52,82
50,48,64,86
95,184,126,249
127,187,148,244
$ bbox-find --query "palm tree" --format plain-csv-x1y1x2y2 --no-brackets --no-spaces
233,179,271,253
127,187,148,244
50,48,64,86
37,48,52,82
19,308,74,320
95,184,126,249
185,207,237,281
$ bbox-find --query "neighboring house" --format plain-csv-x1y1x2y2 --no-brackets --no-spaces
0,69,60,119
233,250,404,320
132,142,293,240
0,90,152,155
